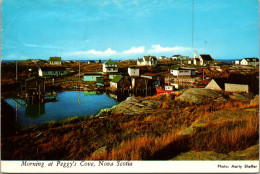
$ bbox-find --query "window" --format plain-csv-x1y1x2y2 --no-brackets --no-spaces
52,71,55,74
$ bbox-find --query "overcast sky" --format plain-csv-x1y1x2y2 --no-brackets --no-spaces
1,0,259,60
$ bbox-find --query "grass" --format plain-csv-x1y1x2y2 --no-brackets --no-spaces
1,93,259,160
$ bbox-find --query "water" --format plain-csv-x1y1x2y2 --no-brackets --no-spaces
5,91,119,128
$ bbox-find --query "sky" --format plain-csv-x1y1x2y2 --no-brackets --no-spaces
1,0,259,60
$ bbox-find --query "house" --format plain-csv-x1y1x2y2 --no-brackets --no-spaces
205,74,259,93
141,73,162,86
49,57,61,65
128,67,139,77
235,60,241,65
83,72,103,83
240,58,259,66
159,56,166,60
171,55,181,60
170,68,196,77
88,60,96,64
24,76,45,92
110,75,130,90
38,67,67,77
198,54,214,66
102,59,118,73
96,60,102,63
137,56,157,66
193,58,200,66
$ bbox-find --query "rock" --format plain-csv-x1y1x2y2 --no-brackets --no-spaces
96,97,160,117
250,95,259,106
177,88,221,104
229,93,248,101
92,146,107,157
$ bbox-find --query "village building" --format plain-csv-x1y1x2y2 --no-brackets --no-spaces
102,59,118,73
128,67,139,77
193,58,201,66
159,56,166,60
23,76,45,93
141,73,162,86
240,58,259,66
88,60,96,64
205,74,258,93
96,59,102,63
170,67,196,77
171,55,181,60
137,56,157,66
235,60,241,65
110,75,130,90
197,54,214,66
49,57,62,65
38,67,67,77
83,72,103,83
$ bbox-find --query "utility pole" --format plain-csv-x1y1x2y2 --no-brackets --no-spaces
16,60,18,82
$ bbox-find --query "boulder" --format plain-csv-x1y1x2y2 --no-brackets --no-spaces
177,88,220,104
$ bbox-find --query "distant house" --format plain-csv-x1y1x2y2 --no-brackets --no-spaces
83,72,103,83
170,68,196,77
171,55,181,60
240,58,259,66
205,74,259,93
198,54,214,66
96,60,102,63
235,60,241,65
49,57,61,65
24,76,45,92
137,56,157,66
128,67,139,77
110,75,130,90
159,56,166,60
193,58,200,66
38,67,67,77
103,59,118,73
88,60,95,64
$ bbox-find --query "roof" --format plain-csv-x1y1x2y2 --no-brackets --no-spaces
49,57,61,61
141,73,158,77
111,75,123,83
39,66,66,71
243,58,259,62
171,55,181,57
103,59,116,65
84,72,102,76
199,54,213,61
25,76,44,82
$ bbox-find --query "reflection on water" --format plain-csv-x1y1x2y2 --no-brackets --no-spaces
25,103,45,118
5,91,120,128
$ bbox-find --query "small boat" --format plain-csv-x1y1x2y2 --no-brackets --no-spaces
156,85,175,94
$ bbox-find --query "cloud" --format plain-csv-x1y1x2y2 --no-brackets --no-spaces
148,45,192,53
63,48,117,57
123,46,144,54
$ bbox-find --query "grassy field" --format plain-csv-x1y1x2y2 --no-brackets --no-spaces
1,94,258,160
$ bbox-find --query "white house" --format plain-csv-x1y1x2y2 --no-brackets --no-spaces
170,68,196,77
128,67,139,76
137,56,157,66
49,57,61,65
102,59,118,73
38,67,67,77
240,58,259,66
235,60,240,65
194,54,213,66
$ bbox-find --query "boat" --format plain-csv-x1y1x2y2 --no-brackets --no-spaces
156,85,175,94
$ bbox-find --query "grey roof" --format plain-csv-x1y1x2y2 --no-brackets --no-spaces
243,58,259,62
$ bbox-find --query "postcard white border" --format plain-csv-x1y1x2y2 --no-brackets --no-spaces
1,160,259,173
